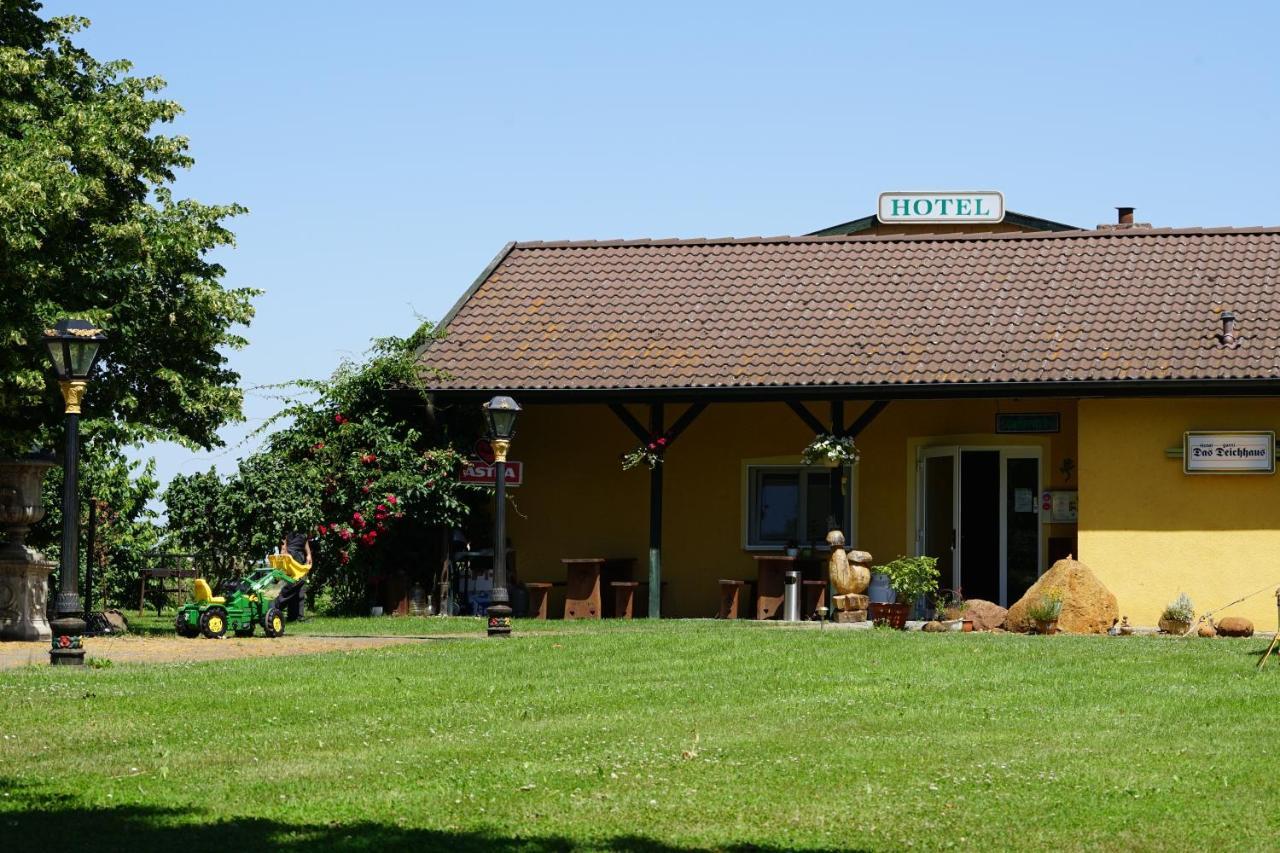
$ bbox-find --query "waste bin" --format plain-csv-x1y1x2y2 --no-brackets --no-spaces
783,570,801,622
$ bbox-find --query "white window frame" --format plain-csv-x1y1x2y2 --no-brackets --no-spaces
741,462,857,550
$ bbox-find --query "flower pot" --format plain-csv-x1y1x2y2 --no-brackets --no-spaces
869,601,909,630
369,606,384,617
867,572,894,604
1031,618,1058,635
0,456,56,642
962,619,974,633
1158,617,1191,636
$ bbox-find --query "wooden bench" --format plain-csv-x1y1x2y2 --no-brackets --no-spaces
718,579,751,619
610,581,640,619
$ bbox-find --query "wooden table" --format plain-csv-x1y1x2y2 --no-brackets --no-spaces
753,555,796,620
560,558,639,619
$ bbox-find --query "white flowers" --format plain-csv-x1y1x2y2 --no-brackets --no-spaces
801,434,860,466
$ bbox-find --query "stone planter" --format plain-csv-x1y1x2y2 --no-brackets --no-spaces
1158,617,1192,636
0,456,57,642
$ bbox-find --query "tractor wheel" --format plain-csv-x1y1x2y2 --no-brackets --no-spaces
199,607,228,639
262,607,285,638
174,613,198,638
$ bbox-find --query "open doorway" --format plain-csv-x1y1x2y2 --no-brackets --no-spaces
916,446,1042,606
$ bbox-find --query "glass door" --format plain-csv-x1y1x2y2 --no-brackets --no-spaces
918,445,1042,606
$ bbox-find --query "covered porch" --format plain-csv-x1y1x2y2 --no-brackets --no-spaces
450,392,1080,619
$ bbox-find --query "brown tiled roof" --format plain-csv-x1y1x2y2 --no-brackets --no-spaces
422,227,1280,395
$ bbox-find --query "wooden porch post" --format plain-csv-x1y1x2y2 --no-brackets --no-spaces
648,403,664,618
829,400,844,529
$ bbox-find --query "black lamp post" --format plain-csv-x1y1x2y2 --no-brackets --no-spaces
482,395,521,637
43,319,106,665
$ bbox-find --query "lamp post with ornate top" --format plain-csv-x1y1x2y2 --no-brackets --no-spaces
482,395,521,637
43,319,106,665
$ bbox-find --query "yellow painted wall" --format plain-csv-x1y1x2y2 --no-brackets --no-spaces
1078,398,1280,627
506,398,1078,617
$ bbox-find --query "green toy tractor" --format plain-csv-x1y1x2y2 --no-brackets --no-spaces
174,554,309,639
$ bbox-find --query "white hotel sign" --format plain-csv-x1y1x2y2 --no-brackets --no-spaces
1184,431,1275,474
877,191,1005,224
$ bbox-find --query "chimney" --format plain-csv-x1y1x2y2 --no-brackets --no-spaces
1219,311,1238,346
1098,206,1151,230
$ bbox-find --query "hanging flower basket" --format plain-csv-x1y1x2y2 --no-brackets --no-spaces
801,434,860,467
621,436,668,470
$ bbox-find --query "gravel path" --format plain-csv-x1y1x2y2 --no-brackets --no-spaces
0,634,433,670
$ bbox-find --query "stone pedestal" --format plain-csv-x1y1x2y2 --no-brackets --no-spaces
0,457,57,642
835,610,867,623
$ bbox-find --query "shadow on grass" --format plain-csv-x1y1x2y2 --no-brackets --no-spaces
0,785,858,853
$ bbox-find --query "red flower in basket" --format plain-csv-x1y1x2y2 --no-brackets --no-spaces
352,512,366,529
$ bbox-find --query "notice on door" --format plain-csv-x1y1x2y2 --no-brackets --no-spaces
1183,431,1275,474
1013,488,1035,513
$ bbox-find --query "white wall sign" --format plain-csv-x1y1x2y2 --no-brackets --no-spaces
877,191,1005,224
1183,431,1275,474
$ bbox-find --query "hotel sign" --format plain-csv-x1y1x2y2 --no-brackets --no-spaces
877,191,1005,224
1183,431,1275,474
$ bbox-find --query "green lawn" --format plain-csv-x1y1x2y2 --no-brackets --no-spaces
3,623,1279,852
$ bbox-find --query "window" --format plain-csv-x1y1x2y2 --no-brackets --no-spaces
746,465,853,548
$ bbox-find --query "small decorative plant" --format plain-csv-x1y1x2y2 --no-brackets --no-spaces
934,588,968,621
801,434,860,467
877,555,941,610
1026,589,1064,624
621,436,668,470
1162,593,1194,624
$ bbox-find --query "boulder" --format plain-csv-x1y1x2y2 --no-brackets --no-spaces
1197,621,1217,638
1216,616,1254,638
921,620,948,632
1005,557,1118,634
962,599,1008,632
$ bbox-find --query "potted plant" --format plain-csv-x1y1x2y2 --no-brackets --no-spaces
1026,589,1064,634
801,434,860,467
870,556,940,629
934,588,972,632
1158,593,1194,635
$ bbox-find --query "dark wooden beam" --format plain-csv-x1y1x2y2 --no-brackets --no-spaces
608,403,649,443
665,402,707,445
648,403,664,619
828,401,844,531
844,400,889,438
786,401,828,435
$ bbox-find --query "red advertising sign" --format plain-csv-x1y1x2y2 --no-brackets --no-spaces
460,461,523,487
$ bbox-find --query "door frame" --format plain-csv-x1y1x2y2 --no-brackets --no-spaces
915,444,1043,606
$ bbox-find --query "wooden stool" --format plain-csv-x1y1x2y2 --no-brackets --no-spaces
802,580,827,619
525,582,552,620
718,579,747,619
610,581,639,619
563,558,603,619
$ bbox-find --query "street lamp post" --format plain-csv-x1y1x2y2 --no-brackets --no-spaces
43,319,106,666
482,395,521,638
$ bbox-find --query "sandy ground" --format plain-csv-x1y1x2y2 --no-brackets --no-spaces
0,634,431,670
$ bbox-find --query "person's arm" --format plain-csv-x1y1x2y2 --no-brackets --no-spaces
303,539,313,568
279,537,288,556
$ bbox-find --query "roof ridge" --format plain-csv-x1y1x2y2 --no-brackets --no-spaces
510,225,1280,250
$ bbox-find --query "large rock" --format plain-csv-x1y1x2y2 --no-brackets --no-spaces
1005,557,1118,634
962,599,1008,632
1216,616,1254,638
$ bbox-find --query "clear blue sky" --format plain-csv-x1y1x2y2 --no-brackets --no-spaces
45,0,1280,491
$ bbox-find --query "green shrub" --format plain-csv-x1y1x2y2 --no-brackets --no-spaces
1162,593,1194,623
1027,589,1064,622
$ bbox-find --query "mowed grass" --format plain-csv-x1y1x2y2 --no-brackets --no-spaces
2,623,1279,852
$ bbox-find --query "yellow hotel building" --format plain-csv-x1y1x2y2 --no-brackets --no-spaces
422,199,1280,627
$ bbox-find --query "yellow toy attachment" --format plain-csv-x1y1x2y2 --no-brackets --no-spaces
268,553,312,581
192,578,226,604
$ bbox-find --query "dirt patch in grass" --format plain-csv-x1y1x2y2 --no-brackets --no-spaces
0,633,436,669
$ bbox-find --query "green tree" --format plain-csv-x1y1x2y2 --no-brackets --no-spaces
164,324,479,612
0,2,257,456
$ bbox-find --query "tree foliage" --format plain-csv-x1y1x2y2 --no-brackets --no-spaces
164,325,479,611
0,2,257,456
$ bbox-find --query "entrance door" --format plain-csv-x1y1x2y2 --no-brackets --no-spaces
916,446,1042,606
